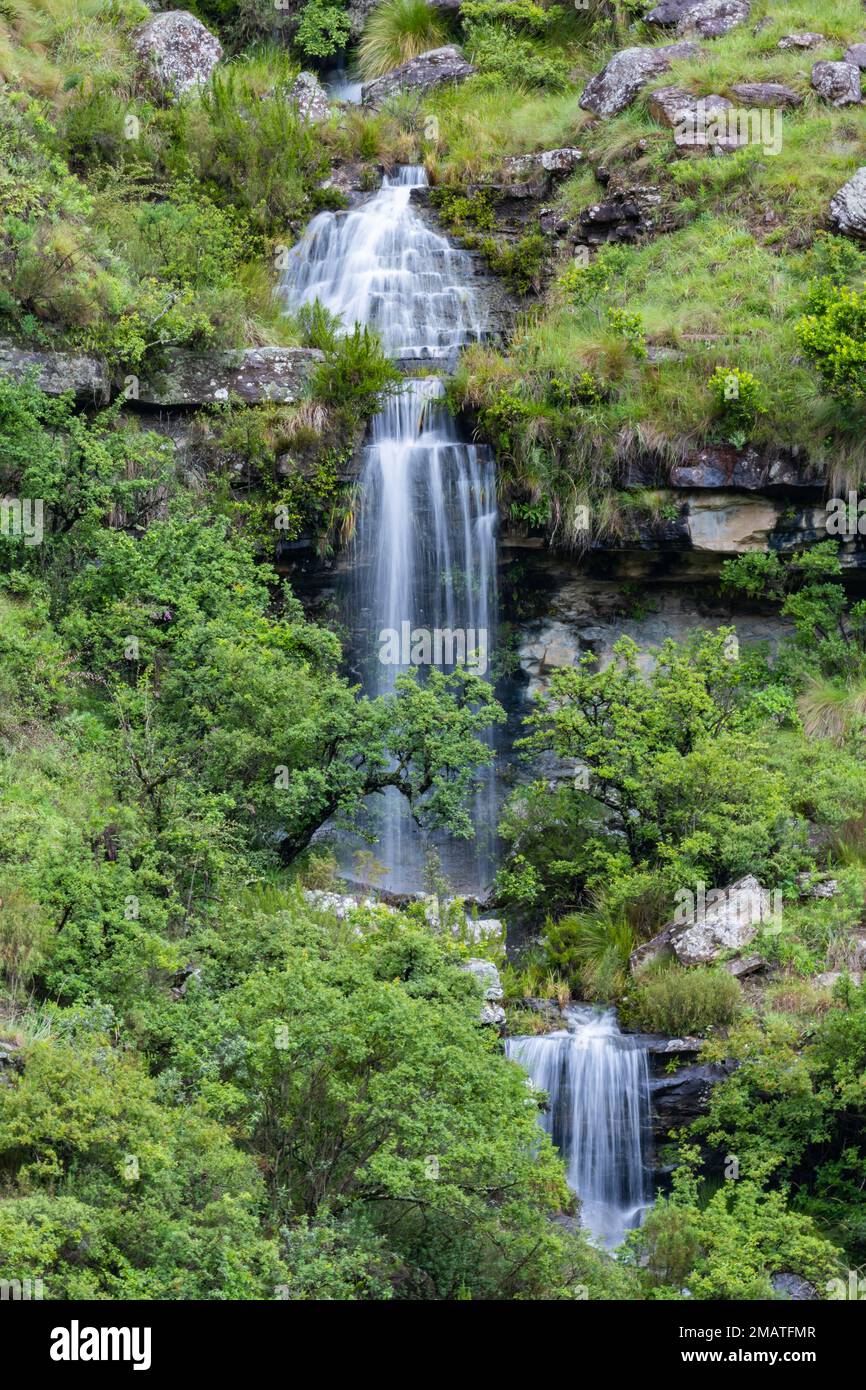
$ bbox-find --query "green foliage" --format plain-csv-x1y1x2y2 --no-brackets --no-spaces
296,0,352,60
480,231,546,295
311,324,401,422
621,965,741,1036
707,365,767,437
797,279,866,402
358,0,448,80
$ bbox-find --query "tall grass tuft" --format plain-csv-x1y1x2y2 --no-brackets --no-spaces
358,0,448,81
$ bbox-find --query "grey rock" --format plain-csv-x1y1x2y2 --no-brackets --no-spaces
722,953,766,978
771,1272,819,1301
728,81,803,107
631,874,772,971
811,60,861,106
138,347,323,406
651,1061,737,1127
460,957,506,1027
814,969,864,989
829,166,866,239
361,46,475,109
845,44,866,70
646,0,749,39
502,147,583,179
133,10,222,102
578,185,663,244
777,32,826,51
649,87,742,151
795,873,839,899
579,43,701,118
669,443,823,492
0,341,110,402
290,71,331,123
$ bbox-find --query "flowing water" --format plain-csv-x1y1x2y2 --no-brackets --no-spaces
280,167,499,894
507,1008,651,1248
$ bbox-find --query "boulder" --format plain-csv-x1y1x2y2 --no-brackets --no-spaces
722,953,765,978
646,0,750,39
728,81,803,108
361,46,476,109
502,147,583,179
777,32,826,51
829,166,866,239
814,969,864,990
630,874,772,972
845,44,866,70
459,957,506,1027
811,60,861,106
579,43,700,118
0,341,110,402
290,71,331,123
771,1273,819,1301
133,10,222,102
648,87,742,152
137,347,323,407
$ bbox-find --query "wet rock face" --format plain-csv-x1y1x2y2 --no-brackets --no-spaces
830,166,866,239
0,341,110,402
811,60,862,106
646,0,750,38
361,46,476,108
133,10,222,102
579,43,701,118
651,1060,738,1129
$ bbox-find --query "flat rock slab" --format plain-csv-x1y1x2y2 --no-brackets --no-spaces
646,0,750,38
138,347,323,406
361,45,475,108
811,60,862,106
0,341,110,401
133,10,222,102
728,81,803,107
579,42,700,118
830,166,866,238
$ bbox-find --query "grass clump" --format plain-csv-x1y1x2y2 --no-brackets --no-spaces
358,0,449,80
622,965,742,1035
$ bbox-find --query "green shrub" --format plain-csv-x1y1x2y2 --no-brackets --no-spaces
622,965,741,1035
312,324,401,420
296,0,352,60
797,279,866,402
358,0,449,80
707,365,767,435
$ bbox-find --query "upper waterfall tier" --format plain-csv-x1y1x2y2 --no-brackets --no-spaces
279,167,486,360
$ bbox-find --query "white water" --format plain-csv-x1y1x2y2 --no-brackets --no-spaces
507,1008,651,1248
280,168,499,894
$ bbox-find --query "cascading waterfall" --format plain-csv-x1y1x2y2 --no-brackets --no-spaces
280,167,499,894
507,1008,651,1248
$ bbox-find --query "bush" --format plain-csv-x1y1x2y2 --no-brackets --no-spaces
358,0,448,80
707,365,767,436
622,965,741,1035
797,279,866,402
296,0,352,60
311,324,401,420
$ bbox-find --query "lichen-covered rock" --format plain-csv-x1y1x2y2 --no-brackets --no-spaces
133,10,222,102
290,71,332,123
502,147,583,177
811,60,862,106
361,45,475,109
459,958,506,1027
0,340,110,402
630,874,773,971
137,347,323,406
579,43,700,117
829,166,866,239
845,43,866,69
777,32,826,50
646,0,749,39
649,87,742,151
728,81,803,107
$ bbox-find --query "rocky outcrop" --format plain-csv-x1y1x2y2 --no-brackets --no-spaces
649,88,741,152
778,32,827,51
667,443,823,493
502,148,583,179
829,167,866,239
630,874,772,971
361,46,476,109
646,0,750,39
459,958,506,1027
133,10,222,102
137,347,323,406
579,43,700,118
575,186,664,245
290,71,331,123
0,341,110,402
811,60,862,106
728,81,803,108
651,1060,737,1128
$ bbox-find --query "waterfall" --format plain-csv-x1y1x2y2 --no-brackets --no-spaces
280,167,499,894
507,1008,651,1248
